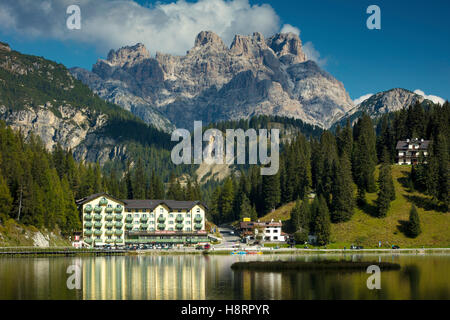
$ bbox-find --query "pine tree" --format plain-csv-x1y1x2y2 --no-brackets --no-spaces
150,170,165,199
239,193,252,220
353,113,377,203
331,152,354,222
290,199,302,232
407,204,421,238
262,170,280,214
0,173,13,220
375,154,394,218
219,178,234,223
133,157,146,199
312,196,331,246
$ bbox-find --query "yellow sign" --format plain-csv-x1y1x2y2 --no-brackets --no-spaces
243,218,251,222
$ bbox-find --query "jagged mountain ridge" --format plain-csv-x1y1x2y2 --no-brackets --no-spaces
71,31,355,129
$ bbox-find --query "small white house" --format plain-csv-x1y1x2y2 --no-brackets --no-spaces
239,219,285,242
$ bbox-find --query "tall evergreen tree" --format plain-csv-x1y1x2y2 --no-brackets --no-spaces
375,153,394,218
0,173,13,221
262,170,280,214
311,196,331,246
331,152,354,222
407,204,421,238
353,113,377,203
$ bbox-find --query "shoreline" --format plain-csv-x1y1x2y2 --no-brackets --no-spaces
0,247,449,257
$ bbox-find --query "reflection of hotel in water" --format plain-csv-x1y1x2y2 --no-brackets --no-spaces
82,256,206,300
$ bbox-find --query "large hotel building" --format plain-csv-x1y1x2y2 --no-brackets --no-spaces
76,193,209,247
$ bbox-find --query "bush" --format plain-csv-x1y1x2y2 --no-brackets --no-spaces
294,229,308,244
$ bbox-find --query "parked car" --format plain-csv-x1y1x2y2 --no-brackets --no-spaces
392,245,400,249
204,244,211,250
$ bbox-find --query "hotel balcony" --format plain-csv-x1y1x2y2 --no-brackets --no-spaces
84,205,93,213
114,205,123,213
115,214,123,221
99,198,108,206
84,214,92,221
94,214,102,221
94,206,102,213
115,222,123,228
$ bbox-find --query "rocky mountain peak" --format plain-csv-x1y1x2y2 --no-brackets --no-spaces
230,32,268,57
0,42,11,52
267,32,306,64
104,43,150,68
194,31,227,49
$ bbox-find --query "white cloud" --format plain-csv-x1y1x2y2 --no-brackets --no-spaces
353,93,374,105
414,89,445,105
280,24,300,36
0,0,280,55
303,41,327,67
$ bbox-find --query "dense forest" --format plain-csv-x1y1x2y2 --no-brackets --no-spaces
206,102,449,244
0,102,448,240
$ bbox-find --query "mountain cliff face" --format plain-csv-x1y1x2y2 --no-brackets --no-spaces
71,31,354,129
0,42,169,164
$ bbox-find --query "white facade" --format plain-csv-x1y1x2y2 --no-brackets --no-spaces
82,195,125,247
263,226,285,242
80,194,207,247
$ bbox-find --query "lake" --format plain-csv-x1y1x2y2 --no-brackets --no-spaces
0,253,448,300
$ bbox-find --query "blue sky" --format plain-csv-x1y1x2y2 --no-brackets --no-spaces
0,0,448,102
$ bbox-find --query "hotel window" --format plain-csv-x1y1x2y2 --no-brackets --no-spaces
186,213,191,218
169,221,174,225
150,220,154,224
142,214,147,219
149,228,155,231
169,227,174,231
273,236,278,240
169,213,174,218
160,208,163,213
185,221,190,225
196,209,200,213
186,228,191,231
134,214,139,218
127,209,131,212
134,221,139,225
150,213,154,218
143,209,147,213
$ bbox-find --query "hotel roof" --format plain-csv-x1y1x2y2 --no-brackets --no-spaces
76,193,207,210
396,139,430,150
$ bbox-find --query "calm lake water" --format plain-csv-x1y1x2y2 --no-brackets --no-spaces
0,253,448,300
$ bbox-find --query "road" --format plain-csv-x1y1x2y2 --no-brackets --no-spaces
215,225,241,248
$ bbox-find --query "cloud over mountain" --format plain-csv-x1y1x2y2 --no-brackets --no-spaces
0,0,281,55
413,89,445,105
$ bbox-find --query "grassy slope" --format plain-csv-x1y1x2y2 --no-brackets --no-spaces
261,165,449,248
0,219,70,247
